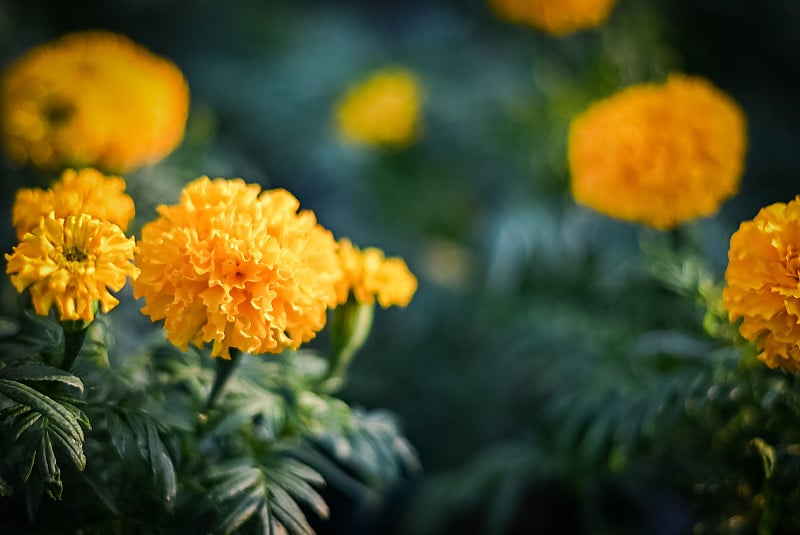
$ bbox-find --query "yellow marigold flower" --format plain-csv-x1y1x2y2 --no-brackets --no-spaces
568,75,747,230
335,68,421,147
5,213,138,322
12,167,135,240
133,177,342,359
1,30,189,173
335,238,417,308
489,0,618,35
723,197,800,372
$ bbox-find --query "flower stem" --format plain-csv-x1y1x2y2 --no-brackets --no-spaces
205,348,243,411
60,321,89,371
320,299,374,393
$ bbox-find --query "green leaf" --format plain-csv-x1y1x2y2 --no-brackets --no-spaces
13,411,42,441
268,484,314,535
208,466,262,503
0,473,12,496
48,420,87,471
218,485,266,535
0,379,84,444
155,450,177,507
269,466,328,519
38,430,63,500
105,409,130,458
79,466,119,514
0,363,84,396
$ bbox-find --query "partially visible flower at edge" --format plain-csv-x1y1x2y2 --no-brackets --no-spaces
1,30,189,173
723,196,800,372
334,67,422,147
568,74,747,230
5,212,138,322
335,238,417,308
133,176,342,359
12,167,135,240
489,0,618,36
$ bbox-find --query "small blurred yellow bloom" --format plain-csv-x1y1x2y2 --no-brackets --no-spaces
568,75,746,230
133,177,342,359
12,167,135,240
335,68,421,147
724,197,800,372
335,238,417,308
489,0,618,35
5,213,138,322
1,30,189,173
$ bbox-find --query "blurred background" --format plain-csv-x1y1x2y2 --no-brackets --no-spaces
2,0,800,533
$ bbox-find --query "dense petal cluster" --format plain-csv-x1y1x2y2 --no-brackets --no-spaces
489,0,617,35
13,167,135,240
568,75,747,230
1,31,189,173
335,68,421,147
723,197,800,372
133,177,342,359
335,239,417,308
5,213,138,322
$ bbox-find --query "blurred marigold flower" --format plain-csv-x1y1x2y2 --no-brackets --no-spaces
335,68,421,147
335,238,417,308
5,213,138,322
1,30,189,173
12,167,135,240
723,197,800,372
489,0,618,35
133,177,342,359
568,75,746,230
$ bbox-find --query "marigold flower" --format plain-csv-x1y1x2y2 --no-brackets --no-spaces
335,239,417,308
568,75,747,230
5,213,138,322
1,30,189,173
722,197,800,372
12,167,135,240
133,177,342,359
335,68,421,147
489,0,618,35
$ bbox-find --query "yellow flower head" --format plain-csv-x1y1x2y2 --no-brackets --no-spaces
335,238,417,308
13,167,135,240
133,177,342,359
489,0,618,35
723,197,800,372
1,30,189,173
568,75,747,230
5,213,138,322
335,68,421,147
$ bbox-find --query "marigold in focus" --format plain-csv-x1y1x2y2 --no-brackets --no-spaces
335,238,417,308
568,75,747,230
12,167,135,240
133,177,342,359
1,30,189,173
5,213,138,322
489,0,617,35
723,197,800,372
335,68,421,147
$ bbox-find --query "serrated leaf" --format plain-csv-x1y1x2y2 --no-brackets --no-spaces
48,421,86,471
268,484,314,535
155,450,177,507
0,363,84,395
125,413,150,462
0,379,84,443
269,467,328,519
218,486,266,535
39,430,63,500
209,466,263,502
105,409,130,458
13,411,43,441
54,398,91,431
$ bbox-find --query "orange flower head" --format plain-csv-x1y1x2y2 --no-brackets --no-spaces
5,213,138,322
13,167,135,240
489,0,618,35
568,75,747,230
1,30,189,173
723,197,800,372
335,238,417,308
133,177,342,359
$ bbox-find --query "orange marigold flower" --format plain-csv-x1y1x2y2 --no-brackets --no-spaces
335,238,417,308
489,0,618,35
5,213,138,322
12,167,135,240
1,30,189,173
723,197,800,372
133,177,342,359
335,68,422,147
568,75,747,230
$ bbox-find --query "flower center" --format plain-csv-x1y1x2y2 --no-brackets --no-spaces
64,246,88,263
43,100,76,125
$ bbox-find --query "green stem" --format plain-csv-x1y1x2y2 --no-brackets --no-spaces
320,299,374,393
60,322,89,371
205,348,243,411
